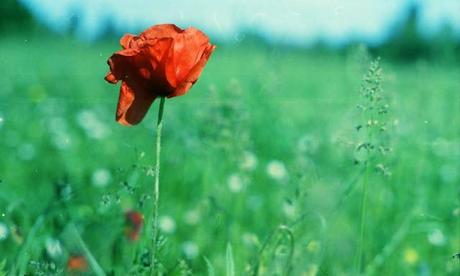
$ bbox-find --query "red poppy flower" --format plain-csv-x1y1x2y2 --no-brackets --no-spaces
67,255,88,272
125,210,144,241
105,24,216,126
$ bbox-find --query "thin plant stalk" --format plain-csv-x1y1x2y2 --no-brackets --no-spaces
14,214,45,275
69,223,106,276
355,118,374,274
151,96,165,274
354,162,370,274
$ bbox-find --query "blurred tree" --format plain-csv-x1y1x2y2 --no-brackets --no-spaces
0,0,33,32
430,23,459,63
375,3,460,62
379,4,430,61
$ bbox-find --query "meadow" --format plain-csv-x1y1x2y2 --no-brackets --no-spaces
0,31,459,275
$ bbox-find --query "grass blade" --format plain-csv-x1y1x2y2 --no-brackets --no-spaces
226,243,235,276
203,257,215,276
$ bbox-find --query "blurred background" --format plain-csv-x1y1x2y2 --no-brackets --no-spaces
0,0,459,275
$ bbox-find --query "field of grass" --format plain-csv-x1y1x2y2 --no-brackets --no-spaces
0,32,459,275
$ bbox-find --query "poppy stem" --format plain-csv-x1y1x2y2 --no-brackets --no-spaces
151,96,165,274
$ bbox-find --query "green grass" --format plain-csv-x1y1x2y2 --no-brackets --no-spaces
0,32,459,275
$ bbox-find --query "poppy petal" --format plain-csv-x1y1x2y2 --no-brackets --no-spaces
171,44,215,97
120,34,138,49
140,24,183,40
171,28,211,83
107,48,153,84
116,82,156,126
104,71,118,84
144,38,176,88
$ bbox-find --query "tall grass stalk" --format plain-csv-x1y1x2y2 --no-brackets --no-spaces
353,58,387,274
151,96,166,274
14,214,45,275
355,162,370,273
226,243,235,276
250,225,295,276
69,223,106,276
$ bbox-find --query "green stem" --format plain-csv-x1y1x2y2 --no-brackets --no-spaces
151,96,165,275
15,214,45,275
69,223,106,276
355,163,369,274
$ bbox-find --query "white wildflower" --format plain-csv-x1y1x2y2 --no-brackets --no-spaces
49,118,71,150
428,229,445,246
242,232,259,247
159,216,176,234
283,202,297,219
0,222,8,240
45,237,63,258
453,208,460,217
240,151,258,171
76,110,110,139
266,160,287,181
184,210,201,225
227,174,244,193
182,241,199,259
91,168,111,188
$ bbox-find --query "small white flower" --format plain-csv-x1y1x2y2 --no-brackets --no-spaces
282,202,297,219
227,174,244,193
48,118,72,150
182,241,199,259
159,216,176,234
453,208,460,217
0,222,8,240
45,237,63,258
17,143,36,161
52,133,72,150
0,116,4,129
266,160,287,181
240,151,258,171
242,232,259,247
184,210,201,225
91,169,111,188
428,229,445,246
76,110,110,139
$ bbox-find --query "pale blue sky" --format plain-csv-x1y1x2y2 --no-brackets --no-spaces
20,0,460,45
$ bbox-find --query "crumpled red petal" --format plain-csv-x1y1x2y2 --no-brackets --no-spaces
170,28,211,83
120,34,137,49
171,44,216,97
116,81,156,126
140,24,183,40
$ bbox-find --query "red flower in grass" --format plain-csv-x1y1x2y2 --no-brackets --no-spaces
105,24,216,126
125,210,144,241
67,255,88,272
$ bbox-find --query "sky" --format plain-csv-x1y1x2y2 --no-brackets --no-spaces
20,0,460,45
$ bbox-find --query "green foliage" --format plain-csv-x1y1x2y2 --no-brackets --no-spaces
0,33,459,275
0,260,7,276
375,4,460,62
0,0,33,32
